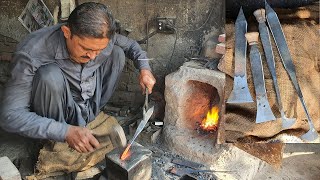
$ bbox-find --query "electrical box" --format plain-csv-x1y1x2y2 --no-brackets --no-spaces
157,17,176,34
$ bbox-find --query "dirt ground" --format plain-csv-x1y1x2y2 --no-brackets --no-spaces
254,144,320,180
1,128,320,179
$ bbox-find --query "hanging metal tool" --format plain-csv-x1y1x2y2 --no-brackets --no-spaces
227,7,254,104
253,9,296,129
245,32,276,123
265,1,318,141
120,88,154,160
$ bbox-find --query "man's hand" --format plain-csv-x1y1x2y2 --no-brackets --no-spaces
139,69,156,94
65,125,100,153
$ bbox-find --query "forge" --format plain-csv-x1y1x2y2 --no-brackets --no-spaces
162,62,265,180
163,61,226,165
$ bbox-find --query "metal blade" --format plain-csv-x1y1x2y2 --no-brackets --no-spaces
265,1,299,91
265,1,318,141
249,44,276,123
227,7,253,104
301,125,318,142
120,106,154,159
128,106,154,146
170,167,231,177
254,9,296,129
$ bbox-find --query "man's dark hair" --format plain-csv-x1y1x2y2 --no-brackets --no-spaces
67,2,116,39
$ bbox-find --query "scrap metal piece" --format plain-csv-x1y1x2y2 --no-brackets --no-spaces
227,7,254,103
179,174,199,180
253,9,296,129
170,167,227,178
171,158,204,169
265,1,319,141
105,142,152,180
245,32,276,123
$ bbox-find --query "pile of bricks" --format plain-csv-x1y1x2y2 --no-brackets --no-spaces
215,33,225,55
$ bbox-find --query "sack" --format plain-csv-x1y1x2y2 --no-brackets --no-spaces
27,112,122,179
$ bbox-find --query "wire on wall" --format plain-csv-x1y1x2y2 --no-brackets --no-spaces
174,1,216,32
164,0,216,74
142,0,218,74
145,0,149,52
167,28,178,73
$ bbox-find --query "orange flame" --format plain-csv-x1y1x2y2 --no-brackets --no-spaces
120,144,131,160
200,106,219,131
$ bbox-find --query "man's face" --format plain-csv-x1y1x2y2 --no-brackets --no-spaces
61,25,109,64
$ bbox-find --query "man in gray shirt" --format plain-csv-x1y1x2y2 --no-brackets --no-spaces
0,2,156,153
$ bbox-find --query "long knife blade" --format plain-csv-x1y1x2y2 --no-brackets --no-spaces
254,9,296,129
129,106,154,146
120,106,154,159
227,7,254,103
265,1,318,141
246,32,276,123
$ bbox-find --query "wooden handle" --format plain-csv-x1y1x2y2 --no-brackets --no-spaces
253,9,266,23
245,32,259,45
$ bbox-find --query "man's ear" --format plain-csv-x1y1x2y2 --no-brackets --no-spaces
61,25,71,39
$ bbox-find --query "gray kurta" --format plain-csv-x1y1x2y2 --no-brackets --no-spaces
0,24,151,142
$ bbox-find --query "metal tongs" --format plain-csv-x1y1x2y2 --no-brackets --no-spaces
120,87,154,160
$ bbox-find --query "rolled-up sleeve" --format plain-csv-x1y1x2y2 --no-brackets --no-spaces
114,34,151,71
0,52,69,142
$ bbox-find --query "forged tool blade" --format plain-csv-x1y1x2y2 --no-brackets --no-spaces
245,32,276,123
227,7,254,104
121,88,154,159
265,1,318,141
129,106,154,146
170,167,231,177
253,9,296,129
121,106,154,159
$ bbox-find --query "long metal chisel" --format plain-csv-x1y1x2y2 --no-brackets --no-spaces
265,1,318,141
253,9,296,129
245,32,276,123
227,7,254,104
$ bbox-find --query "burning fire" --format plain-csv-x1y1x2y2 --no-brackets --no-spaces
200,106,219,131
120,145,131,160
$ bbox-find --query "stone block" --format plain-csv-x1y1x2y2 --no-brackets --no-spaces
0,156,21,180
0,53,13,61
127,84,141,92
215,43,225,55
218,33,225,42
0,42,17,53
109,91,142,106
117,82,127,91
136,126,162,144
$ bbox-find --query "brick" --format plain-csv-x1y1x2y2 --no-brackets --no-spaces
0,53,13,61
0,156,21,180
116,82,127,91
127,84,141,92
0,36,18,43
0,43,17,53
215,43,226,55
218,34,225,43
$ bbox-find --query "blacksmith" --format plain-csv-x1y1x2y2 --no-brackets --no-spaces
0,2,156,153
